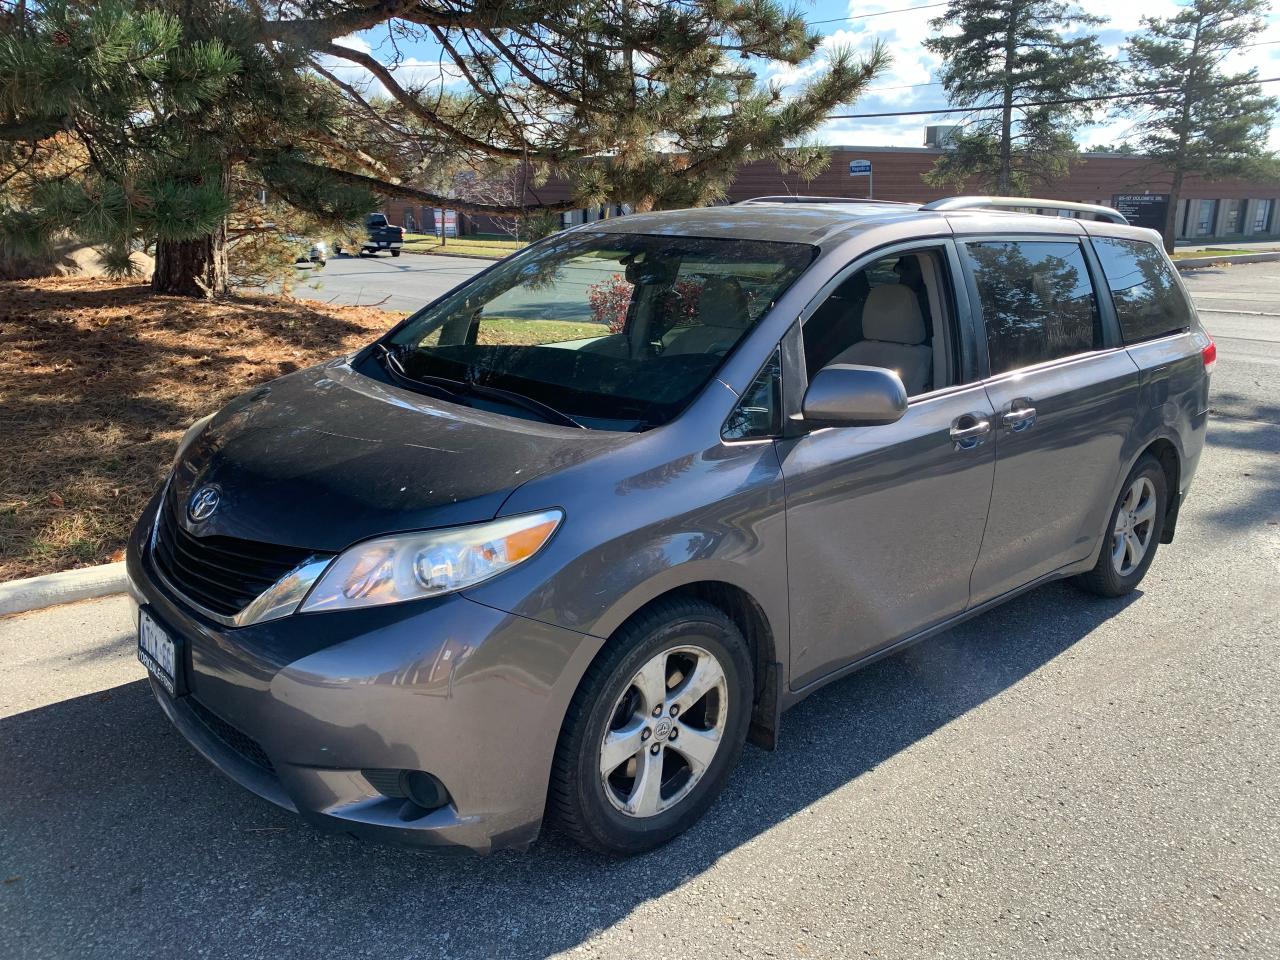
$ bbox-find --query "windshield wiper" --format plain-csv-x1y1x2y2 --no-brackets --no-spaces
374,343,464,404
413,372,589,430
375,346,587,430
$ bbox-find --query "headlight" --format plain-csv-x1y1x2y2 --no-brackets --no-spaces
299,509,563,613
172,414,213,468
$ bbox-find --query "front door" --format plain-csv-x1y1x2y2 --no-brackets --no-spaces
959,237,1141,604
779,243,996,690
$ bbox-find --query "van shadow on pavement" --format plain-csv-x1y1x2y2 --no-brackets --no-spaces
0,582,1134,959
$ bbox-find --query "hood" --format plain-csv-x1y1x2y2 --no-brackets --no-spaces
170,360,628,552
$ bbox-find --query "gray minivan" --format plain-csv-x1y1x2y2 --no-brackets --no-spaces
126,196,1213,855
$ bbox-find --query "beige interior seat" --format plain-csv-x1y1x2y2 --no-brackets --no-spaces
831,284,932,395
662,277,751,355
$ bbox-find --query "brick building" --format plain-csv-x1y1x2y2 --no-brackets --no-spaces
384,143,1280,244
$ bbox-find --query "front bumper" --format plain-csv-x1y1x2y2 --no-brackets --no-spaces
125,493,603,853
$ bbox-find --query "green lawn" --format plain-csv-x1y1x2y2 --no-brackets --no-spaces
402,233,527,259
474,318,604,345
416,317,605,346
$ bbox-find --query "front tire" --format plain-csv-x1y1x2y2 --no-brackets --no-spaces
1076,455,1168,597
549,599,753,855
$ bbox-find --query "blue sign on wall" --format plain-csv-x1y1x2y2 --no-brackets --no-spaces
848,159,873,176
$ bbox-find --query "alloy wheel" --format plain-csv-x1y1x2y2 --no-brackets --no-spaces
599,645,728,818
1112,476,1157,576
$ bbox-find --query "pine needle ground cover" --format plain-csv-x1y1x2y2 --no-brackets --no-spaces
0,279,402,581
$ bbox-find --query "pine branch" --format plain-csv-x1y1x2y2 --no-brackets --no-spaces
320,41,538,160
282,156,581,215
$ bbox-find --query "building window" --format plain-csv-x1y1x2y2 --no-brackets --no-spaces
1196,200,1218,236
1224,199,1244,234
1253,200,1274,233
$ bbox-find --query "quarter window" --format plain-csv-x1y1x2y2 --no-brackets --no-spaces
964,240,1101,376
722,350,781,441
1091,237,1193,344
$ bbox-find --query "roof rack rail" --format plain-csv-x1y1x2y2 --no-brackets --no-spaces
920,195,1128,224
736,195,903,206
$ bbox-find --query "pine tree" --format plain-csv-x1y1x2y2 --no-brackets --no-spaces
925,0,1112,195
0,0,374,295
1118,0,1278,252
2,0,888,297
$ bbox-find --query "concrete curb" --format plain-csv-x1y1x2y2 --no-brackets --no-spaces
1176,251,1280,271
0,563,129,618
401,248,506,261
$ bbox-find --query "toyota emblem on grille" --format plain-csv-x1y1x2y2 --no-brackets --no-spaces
187,485,221,523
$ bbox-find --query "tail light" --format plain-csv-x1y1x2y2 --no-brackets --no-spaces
1201,336,1217,373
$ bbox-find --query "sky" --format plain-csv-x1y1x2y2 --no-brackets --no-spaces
324,0,1280,151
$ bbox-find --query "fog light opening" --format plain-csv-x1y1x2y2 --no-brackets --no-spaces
400,770,451,814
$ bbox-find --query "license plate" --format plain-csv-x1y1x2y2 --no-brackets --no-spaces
378,241,388,247
137,609,180,697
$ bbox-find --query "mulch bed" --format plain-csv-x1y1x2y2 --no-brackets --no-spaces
0,278,403,581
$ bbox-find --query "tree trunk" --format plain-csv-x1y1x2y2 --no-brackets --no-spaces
997,3,1019,196
1161,17,1203,255
152,221,228,297
1163,170,1184,254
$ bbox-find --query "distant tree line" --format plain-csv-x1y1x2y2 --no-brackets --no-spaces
925,0,1277,250
0,0,1275,293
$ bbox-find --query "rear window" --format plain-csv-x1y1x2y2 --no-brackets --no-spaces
964,240,1101,375
1091,237,1193,344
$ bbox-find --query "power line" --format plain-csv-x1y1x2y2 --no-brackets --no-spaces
857,38,1280,95
828,74,1280,119
808,1,948,27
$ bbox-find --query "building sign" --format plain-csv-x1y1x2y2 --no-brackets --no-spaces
848,159,873,176
434,207,458,238
1112,194,1169,231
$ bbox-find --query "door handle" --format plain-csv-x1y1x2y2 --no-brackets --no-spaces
949,416,991,449
1002,403,1037,432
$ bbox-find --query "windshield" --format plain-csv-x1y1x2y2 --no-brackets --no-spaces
383,231,814,431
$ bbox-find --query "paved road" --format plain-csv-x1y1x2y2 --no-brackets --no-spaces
3,264,1278,959
296,252,485,313
295,252,622,322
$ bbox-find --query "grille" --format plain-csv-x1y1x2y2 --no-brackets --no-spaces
151,492,315,618
187,697,275,773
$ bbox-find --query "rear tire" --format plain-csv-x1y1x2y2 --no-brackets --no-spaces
1075,455,1168,597
391,249,401,258
549,598,753,856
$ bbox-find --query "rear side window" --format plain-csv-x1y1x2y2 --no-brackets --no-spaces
1091,237,1193,344
965,240,1101,376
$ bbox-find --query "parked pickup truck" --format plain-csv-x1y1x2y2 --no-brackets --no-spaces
336,213,404,257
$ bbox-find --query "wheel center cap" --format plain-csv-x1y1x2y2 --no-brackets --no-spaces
653,718,673,741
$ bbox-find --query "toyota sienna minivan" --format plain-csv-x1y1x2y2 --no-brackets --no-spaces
127,196,1213,855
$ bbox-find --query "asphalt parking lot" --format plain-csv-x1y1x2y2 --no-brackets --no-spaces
294,251,483,313
2,262,1277,959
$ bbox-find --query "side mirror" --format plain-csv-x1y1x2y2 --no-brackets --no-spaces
801,363,908,427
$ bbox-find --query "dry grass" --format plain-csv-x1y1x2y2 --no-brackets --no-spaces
0,277,403,581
